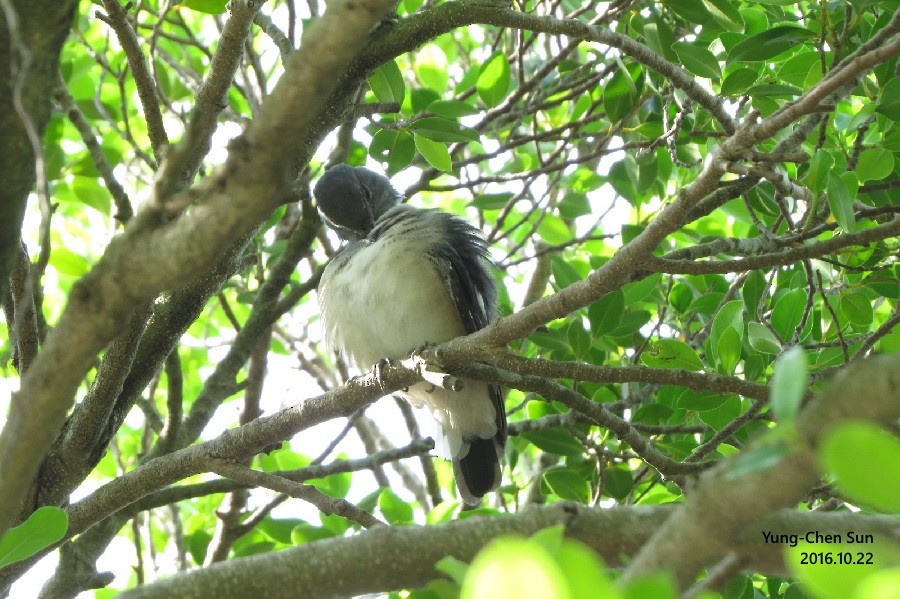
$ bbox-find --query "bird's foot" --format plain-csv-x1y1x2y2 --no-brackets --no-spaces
409,341,436,358
374,357,408,393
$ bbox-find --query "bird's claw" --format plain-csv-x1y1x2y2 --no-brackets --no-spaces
409,341,436,358
374,357,398,394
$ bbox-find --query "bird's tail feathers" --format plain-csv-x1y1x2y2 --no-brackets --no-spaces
453,436,502,505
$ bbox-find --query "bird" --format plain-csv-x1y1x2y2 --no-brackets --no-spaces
314,164,506,505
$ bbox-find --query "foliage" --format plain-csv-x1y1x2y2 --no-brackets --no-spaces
0,0,898,597
0,508,68,569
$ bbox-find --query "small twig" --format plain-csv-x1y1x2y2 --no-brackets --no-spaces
206,458,385,529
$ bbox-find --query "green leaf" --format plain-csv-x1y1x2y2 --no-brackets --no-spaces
588,291,625,337
771,288,806,340
855,148,893,182
557,193,591,219
778,50,819,86
471,192,513,210
604,67,638,122
820,421,900,512
530,525,565,554
181,0,227,13
188,530,212,564
702,0,743,31
748,322,782,354
727,26,815,63
0,506,68,568
665,0,712,23
542,468,591,503
415,45,448,93
805,149,834,193
320,514,350,535
400,0,423,14
378,488,414,524
622,273,661,305
477,53,511,108
841,171,859,203
640,338,704,371
876,77,900,121
310,469,352,499
370,129,415,174
461,538,568,599
551,256,582,289
710,300,745,353
409,87,441,114
717,326,742,375
840,292,873,326
413,134,451,171
642,20,678,62
258,517,304,544
827,171,856,233
673,42,722,79
608,310,652,337
51,246,91,277
770,346,807,424
428,99,479,118
603,467,634,500
537,214,572,245
555,541,616,599
290,522,334,545
847,103,878,131
71,175,112,215
678,391,733,412
744,83,802,97
427,500,459,525
566,321,591,359
367,60,405,104
608,158,637,203
622,573,679,599
522,428,584,456
407,117,479,143
720,67,758,95
436,555,470,585
742,270,766,316
698,394,742,430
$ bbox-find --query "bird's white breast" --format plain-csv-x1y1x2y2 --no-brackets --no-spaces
319,220,463,366
318,208,498,457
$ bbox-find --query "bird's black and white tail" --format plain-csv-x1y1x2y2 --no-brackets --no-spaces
453,435,503,504
449,383,506,505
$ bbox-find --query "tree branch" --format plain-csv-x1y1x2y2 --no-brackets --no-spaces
117,503,899,599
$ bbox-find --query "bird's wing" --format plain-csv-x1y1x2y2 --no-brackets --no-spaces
429,212,507,441
431,212,497,334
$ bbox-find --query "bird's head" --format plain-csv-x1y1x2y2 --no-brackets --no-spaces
313,165,401,241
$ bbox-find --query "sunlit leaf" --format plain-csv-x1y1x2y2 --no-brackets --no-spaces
477,53,511,108
0,507,68,568
367,60,405,104
827,171,856,233
821,421,900,513
673,42,721,79
770,346,807,424
413,134,451,171
640,339,704,371
727,26,815,63
542,468,591,503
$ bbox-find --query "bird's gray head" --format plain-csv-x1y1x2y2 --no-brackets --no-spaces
313,165,401,241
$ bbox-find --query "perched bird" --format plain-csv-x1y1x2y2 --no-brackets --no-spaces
314,164,506,504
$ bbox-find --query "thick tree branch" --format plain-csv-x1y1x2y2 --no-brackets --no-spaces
118,504,899,599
